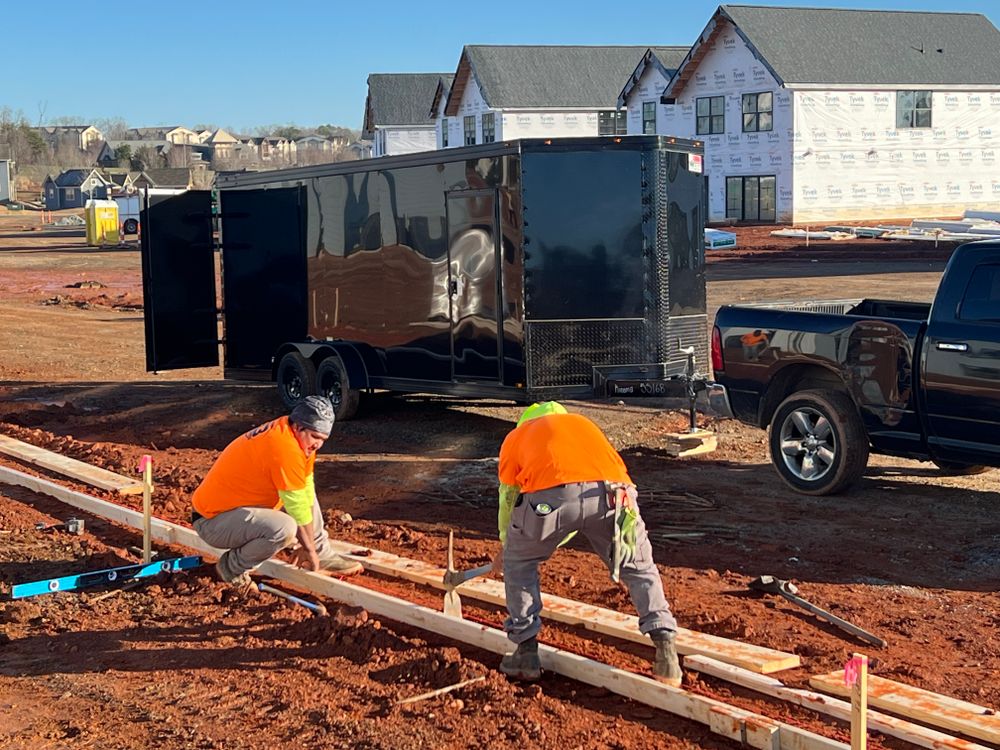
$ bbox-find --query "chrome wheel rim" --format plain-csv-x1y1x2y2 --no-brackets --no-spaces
779,407,836,482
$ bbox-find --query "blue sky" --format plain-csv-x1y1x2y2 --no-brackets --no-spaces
5,0,997,132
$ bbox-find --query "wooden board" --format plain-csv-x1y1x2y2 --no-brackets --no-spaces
323,539,800,674
0,434,143,494
809,670,1000,746
686,656,990,750
664,429,718,458
0,465,842,750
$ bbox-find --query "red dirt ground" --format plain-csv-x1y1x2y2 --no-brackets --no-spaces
0,210,997,749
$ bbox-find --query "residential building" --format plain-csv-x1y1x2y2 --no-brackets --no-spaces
363,73,447,157
132,167,194,190
125,126,200,145
42,169,113,210
36,125,104,153
657,5,1000,223
436,46,651,148
619,47,691,135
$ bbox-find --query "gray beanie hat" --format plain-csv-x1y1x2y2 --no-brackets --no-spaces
289,396,335,437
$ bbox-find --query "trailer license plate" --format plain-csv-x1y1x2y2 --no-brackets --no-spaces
607,380,677,397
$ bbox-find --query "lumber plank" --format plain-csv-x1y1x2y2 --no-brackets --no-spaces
322,539,800,674
809,670,1000,746
0,434,143,494
0,464,843,750
687,656,990,750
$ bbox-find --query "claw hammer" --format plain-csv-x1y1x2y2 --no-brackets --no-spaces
442,530,493,619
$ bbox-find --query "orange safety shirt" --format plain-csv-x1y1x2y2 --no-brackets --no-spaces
192,417,313,518
498,413,631,494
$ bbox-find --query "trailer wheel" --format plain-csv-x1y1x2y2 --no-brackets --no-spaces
316,355,360,422
276,352,316,409
769,389,869,496
932,460,991,476
123,218,139,234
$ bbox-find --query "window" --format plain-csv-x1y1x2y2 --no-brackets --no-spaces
960,264,1000,321
642,101,657,134
463,116,476,146
441,117,449,147
897,90,932,128
64,188,76,200
481,112,495,143
696,96,725,135
726,176,776,222
741,92,773,132
598,110,627,136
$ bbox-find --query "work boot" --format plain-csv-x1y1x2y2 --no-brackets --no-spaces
499,637,542,681
318,553,364,577
215,553,255,595
650,629,683,687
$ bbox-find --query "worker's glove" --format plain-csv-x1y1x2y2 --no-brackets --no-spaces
498,483,521,545
618,506,639,560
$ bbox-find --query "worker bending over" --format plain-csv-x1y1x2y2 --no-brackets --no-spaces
191,396,362,587
496,402,682,686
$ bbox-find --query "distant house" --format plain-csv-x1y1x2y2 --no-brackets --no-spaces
436,46,651,148
363,73,448,157
96,139,172,168
125,126,199,145
295,134,335,153
132,168,193,190
657,5,1000,223
618,46,690,135
103,170,141,191
42,169,113,210
36,125,104,153
204,129,240,160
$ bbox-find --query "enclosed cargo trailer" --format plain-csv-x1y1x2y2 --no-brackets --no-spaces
140,136,717,420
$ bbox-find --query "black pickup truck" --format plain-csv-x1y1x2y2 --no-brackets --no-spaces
711,241,1000,495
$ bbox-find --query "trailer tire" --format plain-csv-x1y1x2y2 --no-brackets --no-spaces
316,355,360,422
276,352,317,409
769,389,869,496
123,218,139,234
932,460,991,476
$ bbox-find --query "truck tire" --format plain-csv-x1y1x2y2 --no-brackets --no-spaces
316,355,360,422
769,389,869,496
932,460,991,476
276,352,316,409
123,218,139,234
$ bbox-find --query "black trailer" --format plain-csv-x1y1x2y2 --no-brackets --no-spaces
140,136,714,420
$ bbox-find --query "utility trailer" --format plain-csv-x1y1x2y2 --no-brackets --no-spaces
140,136,719,420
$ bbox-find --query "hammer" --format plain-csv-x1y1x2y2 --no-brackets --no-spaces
442,530,493,619
749,575,885,648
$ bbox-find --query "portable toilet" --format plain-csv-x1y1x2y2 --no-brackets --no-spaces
85,199,120,246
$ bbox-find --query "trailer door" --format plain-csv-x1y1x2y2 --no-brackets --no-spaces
447,190,501,381
140,191,217,371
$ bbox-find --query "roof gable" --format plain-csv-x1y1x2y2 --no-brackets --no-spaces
670,5,1000,93
428,74,456,118
618,46,689,107
446,45,651,116
364,73,449,133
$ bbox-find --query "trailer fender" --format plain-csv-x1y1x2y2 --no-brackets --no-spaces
271,341,374,391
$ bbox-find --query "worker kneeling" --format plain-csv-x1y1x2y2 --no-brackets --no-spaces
496,402,682,686
191,396,362,587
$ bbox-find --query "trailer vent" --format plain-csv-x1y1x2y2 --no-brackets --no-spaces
527,319,648,388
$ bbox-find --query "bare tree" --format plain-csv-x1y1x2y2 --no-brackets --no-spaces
94,117,130,140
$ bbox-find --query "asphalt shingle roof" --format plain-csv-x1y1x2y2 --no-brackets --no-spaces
649,46,688,73
463,45,651,108
366,73,449,127
720,5,1000,86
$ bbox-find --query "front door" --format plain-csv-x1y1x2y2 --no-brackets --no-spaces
446,190,501,381
726,175,776,222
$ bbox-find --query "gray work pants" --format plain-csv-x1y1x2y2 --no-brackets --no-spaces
193,497,334,578
503,481,677,644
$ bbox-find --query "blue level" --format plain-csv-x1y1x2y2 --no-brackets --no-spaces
10,556,202,600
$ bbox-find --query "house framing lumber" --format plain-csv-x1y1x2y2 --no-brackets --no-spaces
0,464,842,750
323,538,799,674
0,434,143,494
686,656,991,750
809,671,1000,746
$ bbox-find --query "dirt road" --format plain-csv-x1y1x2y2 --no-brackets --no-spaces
1,211,997,750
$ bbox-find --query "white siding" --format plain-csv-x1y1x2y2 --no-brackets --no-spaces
625,64,672,135
500,110,602,139
792,89,1000,222
373,126,436,157
662,23,793,222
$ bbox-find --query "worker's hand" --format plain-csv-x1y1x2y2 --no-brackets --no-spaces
491,546,504,575
292,547,322,572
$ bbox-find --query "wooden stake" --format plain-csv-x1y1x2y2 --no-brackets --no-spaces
394,676,485,706
849,653,869,750
140,455,153,564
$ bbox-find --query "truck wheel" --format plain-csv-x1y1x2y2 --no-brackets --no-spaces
123,219,138,234
769,389,869,496
932,460,991,476
276,352,316,409
316,355,360,421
